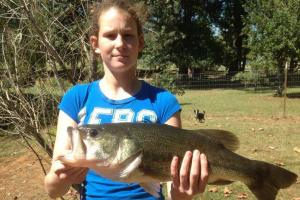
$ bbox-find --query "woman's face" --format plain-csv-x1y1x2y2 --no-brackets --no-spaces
92,8,144,74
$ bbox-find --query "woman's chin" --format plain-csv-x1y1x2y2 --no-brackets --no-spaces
106,63,136,74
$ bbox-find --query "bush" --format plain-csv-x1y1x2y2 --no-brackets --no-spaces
232,71,270,87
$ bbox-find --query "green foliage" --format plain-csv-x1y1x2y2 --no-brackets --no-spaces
1,0,299,89
42,0,92,65
140,0,221,74
0,0,47,87
232,71,270,87
245,0,300,71
151,63,185,96
206,0,249,73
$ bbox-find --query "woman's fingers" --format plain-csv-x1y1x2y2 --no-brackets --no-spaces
179,151,193,191
189,150,201,194
52,160,88,184
199,153,209,193
68,167,88,184
170,156,180,188
170,150,209,199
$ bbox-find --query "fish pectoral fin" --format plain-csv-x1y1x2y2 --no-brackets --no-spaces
140,182,161,198
118,150,143,178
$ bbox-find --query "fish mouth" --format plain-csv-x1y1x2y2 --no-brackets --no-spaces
67,126,87,160
58,154,110,168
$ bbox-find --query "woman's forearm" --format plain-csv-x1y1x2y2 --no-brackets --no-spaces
44,171,71,199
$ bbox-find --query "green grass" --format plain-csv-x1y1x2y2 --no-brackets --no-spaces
174,88,300,200
0,135,26,158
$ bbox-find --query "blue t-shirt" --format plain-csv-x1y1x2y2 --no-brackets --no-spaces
59,80,181,200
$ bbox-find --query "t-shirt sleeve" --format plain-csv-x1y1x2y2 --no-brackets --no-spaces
157,90,181,124
58,84,89,123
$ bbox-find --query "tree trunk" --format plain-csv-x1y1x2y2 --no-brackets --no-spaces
275,59,285,96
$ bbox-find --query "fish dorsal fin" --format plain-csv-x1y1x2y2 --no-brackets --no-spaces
194,129,240,151
140,182,161,198
118,149,143,178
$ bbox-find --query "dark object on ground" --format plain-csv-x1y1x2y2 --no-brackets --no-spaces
194,109,205,122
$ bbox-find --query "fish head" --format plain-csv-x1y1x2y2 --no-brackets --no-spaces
61,125,121,167
79,125,142,165
80,126,121,162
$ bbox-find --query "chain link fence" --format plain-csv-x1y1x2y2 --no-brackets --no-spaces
167,71,300,89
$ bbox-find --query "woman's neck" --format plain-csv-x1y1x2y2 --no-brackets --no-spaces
100,70,141,100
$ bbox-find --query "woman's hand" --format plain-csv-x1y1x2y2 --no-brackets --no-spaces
169,150,209,200
52,160,88,184
44,160,88,198
44,111,88,198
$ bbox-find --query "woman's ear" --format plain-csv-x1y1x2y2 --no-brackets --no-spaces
90,35,100,54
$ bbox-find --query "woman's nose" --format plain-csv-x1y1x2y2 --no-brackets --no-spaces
115,34,125,48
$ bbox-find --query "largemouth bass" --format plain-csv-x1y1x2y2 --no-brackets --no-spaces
59,123,298,200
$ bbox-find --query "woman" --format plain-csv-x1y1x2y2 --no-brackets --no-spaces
44,1,209,199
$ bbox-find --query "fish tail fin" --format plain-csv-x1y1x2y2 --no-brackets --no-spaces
247,161,298,200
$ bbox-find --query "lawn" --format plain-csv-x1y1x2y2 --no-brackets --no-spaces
0,88,299,200
175,88,300,200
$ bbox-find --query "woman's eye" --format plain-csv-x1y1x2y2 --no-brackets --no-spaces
124,33,133,38
104,33,116,39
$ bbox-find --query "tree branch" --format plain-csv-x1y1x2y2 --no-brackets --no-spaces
20,0,75,89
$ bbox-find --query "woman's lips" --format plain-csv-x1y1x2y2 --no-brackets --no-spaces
113,55,129,58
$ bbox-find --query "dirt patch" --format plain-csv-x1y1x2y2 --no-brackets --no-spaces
0,153,50,200
0,152,78,200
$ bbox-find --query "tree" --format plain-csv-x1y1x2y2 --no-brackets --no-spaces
141,0,221,74
245,0,300,93
207,0,249,74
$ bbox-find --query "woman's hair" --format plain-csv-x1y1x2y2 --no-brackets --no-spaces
90,0,147,37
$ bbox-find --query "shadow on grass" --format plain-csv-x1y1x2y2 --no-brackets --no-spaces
286,93,300,99
240,87,275,94
180,103,192,106
185,87,300,98
185,87,277,94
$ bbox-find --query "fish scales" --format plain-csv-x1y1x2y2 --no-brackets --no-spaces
111,123,255,183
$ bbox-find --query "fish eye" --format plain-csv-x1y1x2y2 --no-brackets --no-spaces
88,129,98,138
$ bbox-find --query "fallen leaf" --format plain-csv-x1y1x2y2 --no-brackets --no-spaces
258,128,264,131
208,187,218,193
294,147,300,153
268,146,276,150
237,192,248,199
252,148,257,152
274,161,285,166
224,186,232,195
272,116,280,120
